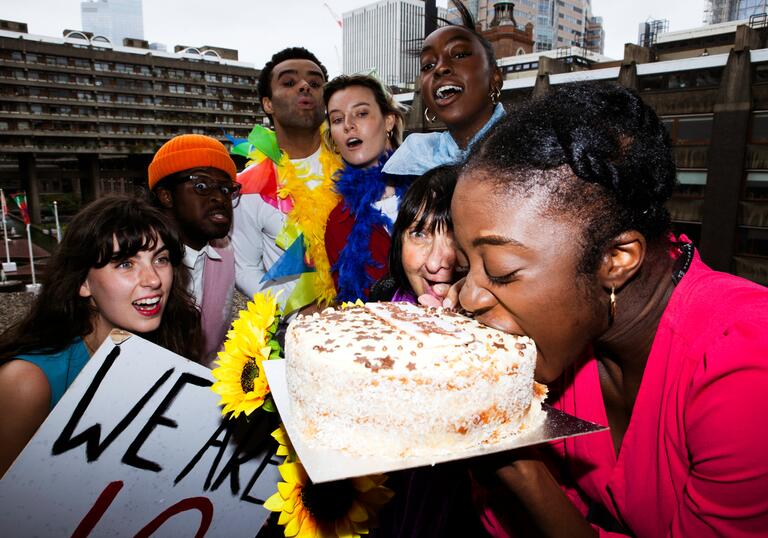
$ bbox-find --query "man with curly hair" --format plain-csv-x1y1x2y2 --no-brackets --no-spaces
232,47,342,315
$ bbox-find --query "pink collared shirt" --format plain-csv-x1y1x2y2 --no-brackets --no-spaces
481,249,768,537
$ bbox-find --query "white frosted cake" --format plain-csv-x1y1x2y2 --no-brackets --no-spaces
284,302,547,458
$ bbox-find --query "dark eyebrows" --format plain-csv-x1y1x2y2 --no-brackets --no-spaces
275,68,325,81
472,235,527,249
329,101,372,115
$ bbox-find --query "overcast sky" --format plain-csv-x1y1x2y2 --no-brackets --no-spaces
2,0,708,75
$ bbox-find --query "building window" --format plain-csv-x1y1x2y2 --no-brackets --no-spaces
745,172,768,200
675,117,713,144
750,112,768,143
663,115,713,145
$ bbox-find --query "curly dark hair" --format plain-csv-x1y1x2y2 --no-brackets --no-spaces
257,47,328,120
389,165,460,294
463,82,677,274
0,195,202,364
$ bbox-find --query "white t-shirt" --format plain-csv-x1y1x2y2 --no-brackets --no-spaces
231,148,324,308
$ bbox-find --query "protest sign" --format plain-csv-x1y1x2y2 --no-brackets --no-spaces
0,331,281,537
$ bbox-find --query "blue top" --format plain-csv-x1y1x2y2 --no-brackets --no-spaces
382,103,506,176
15,338,90,409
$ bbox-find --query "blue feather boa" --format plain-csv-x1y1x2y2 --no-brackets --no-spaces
333,152,409,302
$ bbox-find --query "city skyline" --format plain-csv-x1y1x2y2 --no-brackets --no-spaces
3,0,708,75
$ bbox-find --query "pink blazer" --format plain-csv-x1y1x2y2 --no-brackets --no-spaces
200,243,235,367
480,249,768,537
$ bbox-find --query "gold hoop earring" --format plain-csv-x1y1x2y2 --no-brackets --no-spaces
424,107,436,123
609,285,617,325
490,86,501,105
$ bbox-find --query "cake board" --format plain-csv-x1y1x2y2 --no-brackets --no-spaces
263,359,608,483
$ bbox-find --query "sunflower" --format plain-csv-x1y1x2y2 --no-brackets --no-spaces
211,291,282,418
272,423,298,463
264,461,394,538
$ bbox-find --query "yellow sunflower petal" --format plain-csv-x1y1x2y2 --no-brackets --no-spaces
264,490,286,512
298,516,319,538
350,476,376,493
359,485,394,505
277,509,294,526
278,462,307,484
277,481,296,499
285,510,303,537
283,490,297,513
334,516,355,538
347,500,369,523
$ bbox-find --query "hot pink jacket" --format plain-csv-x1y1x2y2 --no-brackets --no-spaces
480,249,768,537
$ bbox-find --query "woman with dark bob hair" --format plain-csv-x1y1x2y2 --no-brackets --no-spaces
449,82,768,536
385,164,459,304
0,195,201,476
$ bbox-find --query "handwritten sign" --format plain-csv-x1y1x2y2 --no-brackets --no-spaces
0,332,280,537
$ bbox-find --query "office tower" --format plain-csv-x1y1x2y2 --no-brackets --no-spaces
637,19,669,48
81,0,144,45
342,0,448,88
705,0,768,23
449,0,604,54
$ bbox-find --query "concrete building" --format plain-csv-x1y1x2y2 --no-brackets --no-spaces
0,20,261,224
81,0,144,45
342,0,448,88
706,0,768,24
449,0,604,54
394,18,768,286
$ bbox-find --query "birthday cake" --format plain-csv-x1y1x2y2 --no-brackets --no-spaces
284,302,547,457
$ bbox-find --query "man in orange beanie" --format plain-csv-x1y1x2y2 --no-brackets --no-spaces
148,134,240,366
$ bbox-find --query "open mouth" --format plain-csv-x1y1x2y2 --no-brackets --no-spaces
434,85,463,104
133,296,162,317
346,137,363,149
424,278,451,298
208,209,230,224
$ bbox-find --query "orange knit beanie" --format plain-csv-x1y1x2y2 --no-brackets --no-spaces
148,134,237,190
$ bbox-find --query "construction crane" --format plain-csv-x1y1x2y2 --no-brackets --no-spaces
324,2,343,29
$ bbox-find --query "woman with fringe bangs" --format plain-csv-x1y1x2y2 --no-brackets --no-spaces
0,195,201,477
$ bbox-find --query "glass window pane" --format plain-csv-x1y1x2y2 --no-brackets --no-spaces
676,118,712,142
677,171,707,185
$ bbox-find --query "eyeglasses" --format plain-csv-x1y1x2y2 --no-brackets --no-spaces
185,174,242,202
